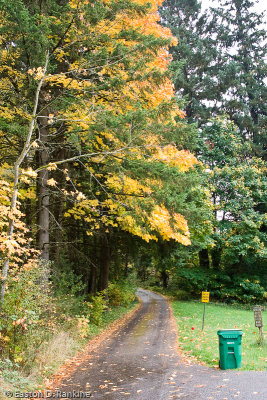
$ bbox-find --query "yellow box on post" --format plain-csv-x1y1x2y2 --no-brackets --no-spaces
201,291,210,330
201,291,210,303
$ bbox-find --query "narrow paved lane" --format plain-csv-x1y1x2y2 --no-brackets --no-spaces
55,289,267,399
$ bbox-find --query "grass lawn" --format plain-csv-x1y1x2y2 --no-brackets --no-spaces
171,300,267,370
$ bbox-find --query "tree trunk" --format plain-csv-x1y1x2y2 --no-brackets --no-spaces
161,269,168,288
199,248,210,269
124,253,129,277
50,126,69,262
52,195,64,262
98,234,110,291
211,247,221,270
88,266,97,295
37,110,50,261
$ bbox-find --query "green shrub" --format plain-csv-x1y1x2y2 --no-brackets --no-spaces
216,277,267,304
145,285,164,293
52,269,86,316
108,281,136,307
176,267,266,304
0,359,30,389
88,292,107,326
0,261,53,363
172,289,192,301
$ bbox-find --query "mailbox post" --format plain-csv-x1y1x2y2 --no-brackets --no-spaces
253,306,264,344
201,291,210,331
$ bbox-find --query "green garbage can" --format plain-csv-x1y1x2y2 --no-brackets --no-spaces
217,329,243,370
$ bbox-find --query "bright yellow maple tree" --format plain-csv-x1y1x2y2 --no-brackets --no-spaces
0,0,200,301
58,0,197,245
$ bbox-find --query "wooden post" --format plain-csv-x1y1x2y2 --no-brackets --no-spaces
259,327,264,344
202,303,206,331
201,291,210,331
253,306,264,344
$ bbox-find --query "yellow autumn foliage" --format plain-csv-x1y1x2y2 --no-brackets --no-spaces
55,0,197,246
0,0,198,248
0,181,38,270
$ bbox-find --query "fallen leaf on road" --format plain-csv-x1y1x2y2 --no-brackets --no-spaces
99,384,108,389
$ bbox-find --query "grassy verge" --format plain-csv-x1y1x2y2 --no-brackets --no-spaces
171,300,267,370
87,301,139,337
0,301,138,399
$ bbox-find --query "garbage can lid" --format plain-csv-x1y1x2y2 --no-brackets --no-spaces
217,329,243,336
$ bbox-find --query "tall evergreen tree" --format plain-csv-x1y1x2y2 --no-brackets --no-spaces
199,117,267,276
159,0,219,125
210,0,267,158
160,0,267,283
161,0,267,155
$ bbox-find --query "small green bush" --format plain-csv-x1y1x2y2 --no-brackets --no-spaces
108,282,136,307
52,269,86,316
88,292,107,326
172,289,191,301
0,359,30,389
0,261,53,363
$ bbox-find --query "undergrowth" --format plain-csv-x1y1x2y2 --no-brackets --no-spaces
0,265,137,397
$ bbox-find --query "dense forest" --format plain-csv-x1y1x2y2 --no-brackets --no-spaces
0,0,266,386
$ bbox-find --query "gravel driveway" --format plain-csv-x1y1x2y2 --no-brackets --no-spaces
53,289,267,399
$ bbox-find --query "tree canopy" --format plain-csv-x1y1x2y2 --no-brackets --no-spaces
0,0,212,302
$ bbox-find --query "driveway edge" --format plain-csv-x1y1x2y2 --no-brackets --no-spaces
46,299,142,391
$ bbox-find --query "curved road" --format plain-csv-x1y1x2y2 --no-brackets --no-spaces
55,289,267,399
